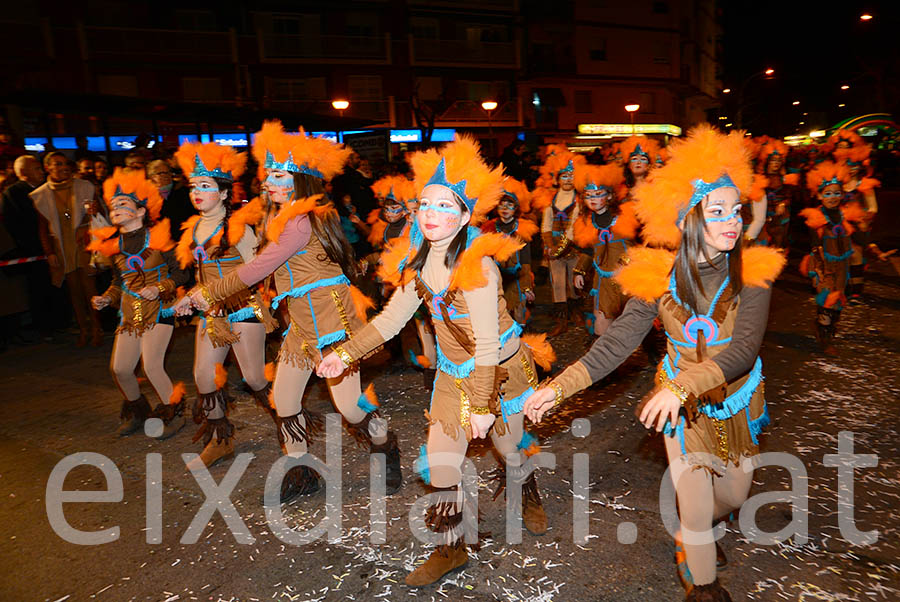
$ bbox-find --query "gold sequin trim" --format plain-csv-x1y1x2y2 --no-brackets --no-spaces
132,299,143,325
248,295,264,322
456,378,471,429
713,419,728,462
520,353,538,389
331,289,353,338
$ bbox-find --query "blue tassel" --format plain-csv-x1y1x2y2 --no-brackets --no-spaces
815,289,830,308
698,358,763,421
227,306,255,323
357,391,378,414
499,322,523,346
414,444,431,484
271,274,350,310
316,329,347,349
746,403,770,445
517,430,537,452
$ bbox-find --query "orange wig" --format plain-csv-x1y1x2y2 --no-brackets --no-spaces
102,168,164,221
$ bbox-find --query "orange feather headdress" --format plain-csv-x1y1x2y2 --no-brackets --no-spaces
620,136,661,164
574,164,625,195
631,124,755,248
102,168,163,221
500,176,532,214
174,142,247,182
540,148,586,181
757,140,789,171
806,161,849,194
372,175,415,206
251,120,350,181
411,135,504,226
830,130,865,162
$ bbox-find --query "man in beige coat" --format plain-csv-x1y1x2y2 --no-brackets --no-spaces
30,151,105,346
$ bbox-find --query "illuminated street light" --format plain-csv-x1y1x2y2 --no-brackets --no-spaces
725,123,733,127
718,116,728,120
722,88,732,94
841,85,850,90
799,121,805,125
625,104,640,134
838,103,846,108
764,68,775,76
332,99,349,117
792,101,800,105
860,13,873,21
481,100,498,111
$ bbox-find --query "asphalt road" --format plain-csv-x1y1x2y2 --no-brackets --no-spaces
2,193,899,602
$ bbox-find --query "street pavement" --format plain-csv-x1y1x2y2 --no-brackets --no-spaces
2,193,900,602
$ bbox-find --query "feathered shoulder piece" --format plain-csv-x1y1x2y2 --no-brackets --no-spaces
806,161,849,194
227,197,265,247
449,230,524,292
175,215,202,268
149,219,174,252
266,195,326,244
515,218,539,242
573,215,599,248
799,207,828,230
367,216,389,246
532,186,555,212
103,168,163,222
376,235,416,287
857,177,880,193
612,201,640,240
87,226,120,257
741,246,786,288
783,173,800,187
613,246,676,303
175,142,246,182
500,176,533,213
841,201,867,225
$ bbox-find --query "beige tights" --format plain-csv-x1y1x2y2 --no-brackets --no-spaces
110,324,174,403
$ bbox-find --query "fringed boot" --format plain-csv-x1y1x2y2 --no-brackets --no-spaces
273,408,324,504
186,389,234,471
117,395,153,436
346,409,402,495
490,461,548,535
405,487,469,587
249,383,280,432
547,301,568,337
815,308,839,356
150,383,187,440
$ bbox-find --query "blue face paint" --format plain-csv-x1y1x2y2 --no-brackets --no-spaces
705,206,742,224
821,191,842,199
419,203,461,216
384,204,405,216
265,172,294,189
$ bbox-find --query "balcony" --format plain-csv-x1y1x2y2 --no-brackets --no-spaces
434,99,521,127
84,26,233,62
258,33,391,64
409,37,519,68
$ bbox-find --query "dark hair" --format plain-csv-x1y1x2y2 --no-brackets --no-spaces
673,202,743,315
624,163,637,188
407,195,470,273
210,177,234,259
43,151,67,168
294,173,359,281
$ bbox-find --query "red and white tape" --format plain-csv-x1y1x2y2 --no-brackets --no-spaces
0,255,46,267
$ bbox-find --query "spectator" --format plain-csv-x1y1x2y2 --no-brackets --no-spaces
0,155,56,340
500,140,529,181
332,150,376,218
30,151,104,346
124,152,146,172
76,157,98,184
94,158,109,182
147,159,196,241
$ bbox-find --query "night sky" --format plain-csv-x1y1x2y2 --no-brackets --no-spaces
720,0,898,136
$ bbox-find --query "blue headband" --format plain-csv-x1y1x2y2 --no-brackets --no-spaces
113,186,146,207
584,183,612,193
424,157,475,212
264,150,324,180
818,176,841,191
558,159,575,175
678,173,737,222
190,154,233,182
501,189,519,204
629,144,649,160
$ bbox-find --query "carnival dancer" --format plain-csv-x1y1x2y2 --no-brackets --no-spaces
620,135,661,196
536,148,586,335
526,125,784,601
317,136,555,587
182,122,402,501
481,176,537,324
571,164,638,336
798,161,888,354
363,174,437,383
171,142,280,469
89,169,190,437
748,140,800,247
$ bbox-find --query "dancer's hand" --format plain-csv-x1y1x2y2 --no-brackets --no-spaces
316,352,347,379
524,387,557,424
878,248,896,262
524,289,535,302
470,413,495,438
92,295,110,310
574,274,584,290
138,285,160,300
172,296,193,317
189,288,210,312
639,388,681,432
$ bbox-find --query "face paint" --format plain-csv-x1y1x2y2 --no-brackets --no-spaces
383,203,406,223
704,206,742,223
701,188,742,253
418,184,468,242
584,188,611,212
559,171,575,190
819,184,843,209
189,176,222,213
263,170,295,205
109,196,144,229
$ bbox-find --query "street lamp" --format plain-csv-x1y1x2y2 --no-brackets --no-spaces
481,100,498,137
736,68,775,128
792,101,800,105
764,68,775,76
332,99,350,117
860,13,873,21
625,104,640,134
840,85,850,90
722,88,732,94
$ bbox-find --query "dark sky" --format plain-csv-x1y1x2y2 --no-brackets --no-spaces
720,0,898,136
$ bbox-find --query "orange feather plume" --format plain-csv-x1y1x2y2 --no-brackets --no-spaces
783,173,800,187
756,139,789,169
612,202,640,240
741,246,786,287
799,207,828,230
376,235,415,287
500,176,533,214
574,164,625,195
264,362,276,382
87,226,119,257
227,197,265,247
176,215,202,268
573,216,599,248
521,333,556,370
829,130,865,162
149,219,174,251
531,186,555,212
214,363,228,389
252,121,350,181
515,218,539,242
265,195,323,243
620,136,661,164
175,142,247,182
632,124,754,249
857,177,880,193
613,246,676,303
372,175,415,204
349,285,375,321
540,149,586,180
412,136,504,226
169,381,186,405
103,168,164,221
805,161,849,194
449,232,524,291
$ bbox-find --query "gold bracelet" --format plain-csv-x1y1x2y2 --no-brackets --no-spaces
333,344,354,366
661,378,689,407
550,382,565,407
470,405,492,415
198,284,215,309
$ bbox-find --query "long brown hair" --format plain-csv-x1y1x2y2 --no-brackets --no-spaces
673,202,743,314
407,195,471,273
294,173,358,281
210,177,234,259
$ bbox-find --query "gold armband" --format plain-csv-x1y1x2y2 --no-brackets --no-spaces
333,344,354,366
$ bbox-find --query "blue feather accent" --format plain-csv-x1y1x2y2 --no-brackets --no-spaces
227,307,256,323
271,274,350,310
317,329,347,349
815,289,830,307
517,430,538,452
746,403,770,445
414,444,431,484
357,391,378,414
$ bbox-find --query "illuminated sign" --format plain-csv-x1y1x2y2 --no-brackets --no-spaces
51,137,78,150
577,123,682,136
213,133,249,147
24,137,47,152
311,131,339,142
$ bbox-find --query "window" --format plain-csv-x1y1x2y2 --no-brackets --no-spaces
182,77,222,102
590,38,607,61
269,78,327,101
273,16,300,35
176,9,216,31
652,41,671,64
574,90,593,114
345,12,378,37
349,75,383,100
415,77,443,101
97,75,138,97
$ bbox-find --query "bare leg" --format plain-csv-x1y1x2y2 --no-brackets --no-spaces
425,421,469,489
712,456,754,519
193,323,230,396
139,324,174,404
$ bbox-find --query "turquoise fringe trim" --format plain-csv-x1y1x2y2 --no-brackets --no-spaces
501,386,534,423
436,351,474,379
664,356,763,421
500,321,523,346
824,249,852,262
357,391,378,414
746,403,770,445
227,306,255,323
271,274,350,310
414,444,430,485
317,329,347,349
159,307,175,319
